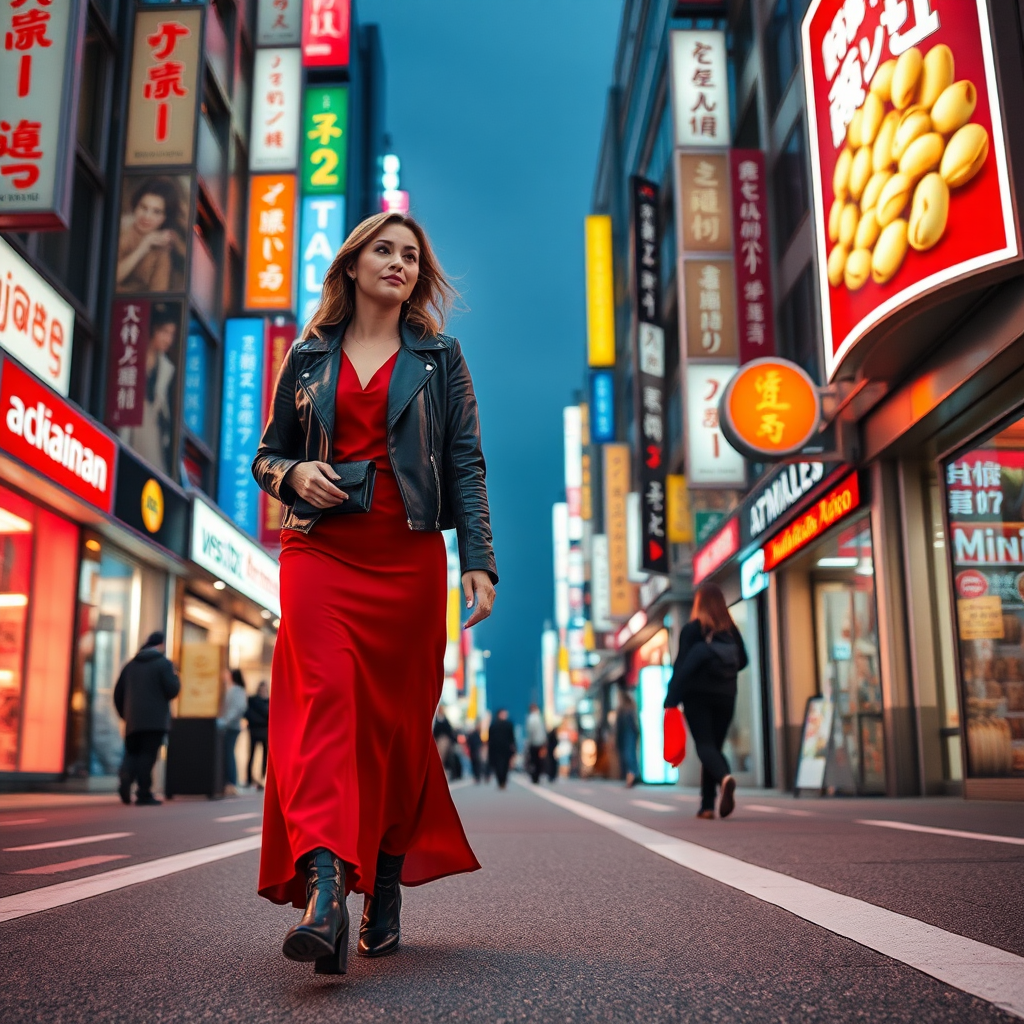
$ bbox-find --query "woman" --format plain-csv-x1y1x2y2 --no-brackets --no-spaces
252,212,497,975
219,669,248,797
244,681,270,789
615,689,640,788
116,178,184,293
664,583,747,820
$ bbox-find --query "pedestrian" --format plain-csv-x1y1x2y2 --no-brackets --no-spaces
664,582,748,820
616,689,640,788
525,702,547,784
245,680,270,790
220,669,248,796
487,709,516,789
545,724,559,782
433,706,456,778
113,631,180,806
465,721,484,783
252,211,497,973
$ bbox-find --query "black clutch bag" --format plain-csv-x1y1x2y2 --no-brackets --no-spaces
291,459,376,516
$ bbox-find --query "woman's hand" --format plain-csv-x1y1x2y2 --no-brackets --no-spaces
285,461,349,509
463,570,495,628
143,229,174,252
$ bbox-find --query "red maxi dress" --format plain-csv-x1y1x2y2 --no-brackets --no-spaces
259,349,480,907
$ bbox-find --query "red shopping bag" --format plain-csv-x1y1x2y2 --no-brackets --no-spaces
663,707,686,766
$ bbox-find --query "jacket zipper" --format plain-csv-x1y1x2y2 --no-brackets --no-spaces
429,454,441,530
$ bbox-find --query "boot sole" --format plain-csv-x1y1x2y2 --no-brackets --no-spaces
283,930,336,962
357,939,400,958
719,776,737,819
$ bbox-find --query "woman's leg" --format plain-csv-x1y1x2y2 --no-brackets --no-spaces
685,699,730,810
224,728,239,786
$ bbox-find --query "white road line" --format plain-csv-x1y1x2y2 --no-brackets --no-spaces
746,804,815,817
631,799,674,812
522,782,1024,1019
243,826,262,834
214,812,261,823
859,819,1024,846
0,835,261,923
0,818,46,827
4,832,132,852
449,779,474,792
14,854,129,875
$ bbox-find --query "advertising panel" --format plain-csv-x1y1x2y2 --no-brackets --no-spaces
563,405,583,536
258,320,297,546
693,518,739,585
257,0,302,46
585,215,615,367
802,0,1017,380
105,299,151,428
301,87,349,194
685,363,745,486
114,446,188,558
666,474,693,543
677,153,732,253
0,236,74,395
301,0,351,67
218,319,266,536
590,370,615,443
0,1,84,228
602,443,633,618
249,48,302,172
683,258,738,360
298,195,344,324
669,29,730,147
245,174,297,311
182,328,208,438
124,8,204,167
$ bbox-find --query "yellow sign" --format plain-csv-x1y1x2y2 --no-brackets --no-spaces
603,443,633,618
140,478,164,533
447,587,461,642
585,215,615,367
666,475,693,543
957,596,1005,641
178,643,223,718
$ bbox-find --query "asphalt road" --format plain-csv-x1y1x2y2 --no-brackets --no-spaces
1,778,1023,1023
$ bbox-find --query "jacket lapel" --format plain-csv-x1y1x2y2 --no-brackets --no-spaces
387,323,444,430
297,327,341,444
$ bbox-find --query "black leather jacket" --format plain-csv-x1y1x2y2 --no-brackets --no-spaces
251,321,498,584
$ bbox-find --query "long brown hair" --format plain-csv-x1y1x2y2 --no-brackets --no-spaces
303,212,457,341
691,582,735,635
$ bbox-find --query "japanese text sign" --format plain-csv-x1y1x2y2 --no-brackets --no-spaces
729,150,776,362
586,215,615,367
0,235,73,395
0,0,83,229
685,363,745,487
245,174,296,311
802,0,1016,380
603,443,633,619
259,320,296,546
249,47,302,172
590,370,615,443
678,154,732,253
218,319,266,537
105,299,151,428
183,329,207,439
125,8,203,168
257,0,301,46
683,259,738,360
670,30,730,148
301,87,349,194
666,474,694,544
298,194,344,325
301,0,350,67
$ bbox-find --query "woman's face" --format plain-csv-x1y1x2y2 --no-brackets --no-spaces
149,323,177,355
133,193,167,234
349,224,421,308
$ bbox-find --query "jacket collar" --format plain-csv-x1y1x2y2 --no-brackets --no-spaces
298,318,447,354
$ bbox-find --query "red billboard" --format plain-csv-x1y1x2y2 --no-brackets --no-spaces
301,0,351,68
802,0,1017,380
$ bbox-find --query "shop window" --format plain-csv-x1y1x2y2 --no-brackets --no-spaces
728,598,766,786
77,17,111,167
773,118,810,256
35,168,100,311
731,1,755,79
778,264,821,384
765,0,798,115
735,95,761,149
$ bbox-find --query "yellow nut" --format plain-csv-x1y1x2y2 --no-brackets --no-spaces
828,196,844,244
860,170,891,214
908,172,950,252
844,248,872,291
828,244,849,288
847,108,864,149
892,107,932,162
833,147,853,201
918,44,954,109
849,146,873,201
859,93,885,147
870,59,897,103
941,123,990,187
855,209,881,251
891,47,924,110
931,81,978,135
876,173,914,226
839,202,860,248
873,110,899,173
872,219,909,285
898,132,944,180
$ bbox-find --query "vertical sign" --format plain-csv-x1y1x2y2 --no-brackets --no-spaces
298,195,344,324
685,364,745,485
631,177,668,575
245,174,297,311
590,370,615,443
0,1,84,229
683,259,738,359
257,0,302,46
301,0,351,67
124,8,204,167
677,153,733,253
302,87,349,194
585,215,615,367
670,30,730,148
182,328,208,439
105,299,150,428
219,319,266,536
249,48,302,172
730,150,776,363
258,321,297,546
603,443,633,619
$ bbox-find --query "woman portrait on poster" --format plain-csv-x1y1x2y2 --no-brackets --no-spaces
116,176,187,294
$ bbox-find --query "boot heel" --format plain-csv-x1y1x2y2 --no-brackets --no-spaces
315,918,349,975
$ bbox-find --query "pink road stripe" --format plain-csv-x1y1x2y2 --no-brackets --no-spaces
15,854,130,876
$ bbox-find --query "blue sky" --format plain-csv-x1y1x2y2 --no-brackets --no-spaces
358,0,623,721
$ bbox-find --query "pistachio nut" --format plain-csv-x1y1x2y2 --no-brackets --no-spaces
827,244,849,288
931,80,978,136
891,47,924,110
849,146,873,201
839,202,860,249
940,123,990,187
828,196,844,244
855,209,881,251
871,219,909,285
872,110,899,173
918,44,954,110
892,107,932,163
908,173,950,252
876,173,914,226
860,93,885,147
844,247,872,291
870,59,897,103
847,108,864,149
833,147,853,201
860,170,891,214
898,132,944,180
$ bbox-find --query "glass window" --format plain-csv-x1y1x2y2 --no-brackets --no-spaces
77,19,110,166
778,264,821,384
765,0,798,114
35,168,99,310
645,99,674,189
773,117,809,254
728,598,765,786
734,95,761,149
732,1,755,77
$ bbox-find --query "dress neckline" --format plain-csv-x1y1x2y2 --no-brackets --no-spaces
341,348,399,393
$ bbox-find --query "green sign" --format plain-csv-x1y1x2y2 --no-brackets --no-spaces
695,510,727,547
302,87,348,194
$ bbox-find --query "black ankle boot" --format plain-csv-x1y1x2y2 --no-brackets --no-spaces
282,848,350,974
358,851,404,957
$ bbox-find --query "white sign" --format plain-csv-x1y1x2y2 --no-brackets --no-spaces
0,236,74,395
249,48,302,172
257,0,302,45
639,323,665,376
685,363,745,486
670,30,731,148
740,549,768,601
591,534,613,632
190,497,281,615
626,491,648,583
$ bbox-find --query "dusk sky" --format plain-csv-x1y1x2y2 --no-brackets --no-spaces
358,0,624,721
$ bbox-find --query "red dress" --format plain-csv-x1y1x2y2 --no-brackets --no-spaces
259,349,480,907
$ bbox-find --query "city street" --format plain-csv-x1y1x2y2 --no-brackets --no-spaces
2,780,1023,1023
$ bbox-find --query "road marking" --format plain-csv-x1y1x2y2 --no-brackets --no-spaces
859,819,1024,847
0,835,261,923
13,855,129,875
449,779,474,792
746,804,815,817
244,826,262,834
4,832,132,852
0,818,45,827
523,782,1024,1019
631,799,674,812
214,812,261,823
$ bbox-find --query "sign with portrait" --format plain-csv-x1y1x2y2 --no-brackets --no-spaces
115,174,190,295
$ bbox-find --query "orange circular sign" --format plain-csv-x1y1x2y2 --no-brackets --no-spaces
719,358,821,459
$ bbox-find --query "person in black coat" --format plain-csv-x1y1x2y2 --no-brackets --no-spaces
113,631,180,806
245,680,270,789
487,709,516,789
664,583,748,820
465,720,485,783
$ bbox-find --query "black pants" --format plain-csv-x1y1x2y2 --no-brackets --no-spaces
527,744,545,783
120,730,165,800
491,759,510,788
684,693,736,812
247,732,267,785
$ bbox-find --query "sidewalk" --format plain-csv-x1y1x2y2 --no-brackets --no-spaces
0,793,122,812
